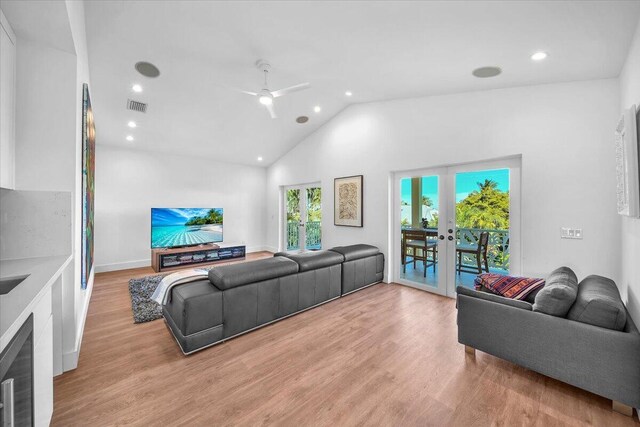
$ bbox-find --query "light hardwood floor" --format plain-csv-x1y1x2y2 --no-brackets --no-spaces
52,254,637,426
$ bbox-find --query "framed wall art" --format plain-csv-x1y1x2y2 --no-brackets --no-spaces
334,175,363,227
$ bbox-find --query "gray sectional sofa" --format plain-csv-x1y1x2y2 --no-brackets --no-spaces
457,267,640,416
163,244,384,354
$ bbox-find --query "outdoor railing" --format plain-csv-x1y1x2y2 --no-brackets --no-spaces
286,222,507,270
287,221,322,250
457,228,509,271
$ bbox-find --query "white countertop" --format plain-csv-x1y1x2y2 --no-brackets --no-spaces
0,254,72,349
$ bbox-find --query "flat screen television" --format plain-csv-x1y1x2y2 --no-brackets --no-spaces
151,208,223,249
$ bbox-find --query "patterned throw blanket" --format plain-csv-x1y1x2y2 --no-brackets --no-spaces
474,273,545,300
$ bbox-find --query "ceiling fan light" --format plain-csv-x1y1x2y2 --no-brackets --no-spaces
259,95,273,105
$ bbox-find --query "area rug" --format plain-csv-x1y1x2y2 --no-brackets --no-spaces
128,274,165,323
128,268,215,324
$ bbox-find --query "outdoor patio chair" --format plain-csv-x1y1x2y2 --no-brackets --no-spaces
402,229,437,276
456,231,489,275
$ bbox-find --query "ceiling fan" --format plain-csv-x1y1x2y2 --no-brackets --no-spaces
239,60,310,119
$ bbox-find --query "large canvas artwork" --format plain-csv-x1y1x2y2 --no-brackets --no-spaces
334,175,363,227
81,84,96,289
614,104,639,218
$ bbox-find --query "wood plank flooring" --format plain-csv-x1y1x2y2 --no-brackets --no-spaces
52,255,637,426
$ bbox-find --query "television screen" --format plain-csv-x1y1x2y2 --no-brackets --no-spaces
151,208,223,249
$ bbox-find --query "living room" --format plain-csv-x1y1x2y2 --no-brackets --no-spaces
1,0,639,425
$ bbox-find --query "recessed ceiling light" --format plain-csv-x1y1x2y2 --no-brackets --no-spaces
472,66,502,78
126,135,134,141
345,91,352,97
127,121,137,128
257,156,263,162
314,106,321,113
531,51,548,61
132,84,142,93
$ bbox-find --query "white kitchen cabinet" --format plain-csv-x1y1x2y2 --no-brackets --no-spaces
0,8,16,189
34,316,53,427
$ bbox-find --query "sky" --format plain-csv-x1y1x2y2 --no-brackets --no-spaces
151,208,223,226
401,168,509,208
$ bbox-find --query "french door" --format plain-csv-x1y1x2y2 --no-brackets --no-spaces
394,158,521,297
284,184,322,252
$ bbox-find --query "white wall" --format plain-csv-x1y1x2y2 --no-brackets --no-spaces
65,0,93,372
619,16,640,326
7,0,93,372
266,79,620,283
94,145,267,271
14,38,76,190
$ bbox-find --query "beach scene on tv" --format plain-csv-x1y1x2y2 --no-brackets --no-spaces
151,208,223,248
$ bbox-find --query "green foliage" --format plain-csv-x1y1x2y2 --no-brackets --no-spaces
307,188,322,222
421,195,433,207
286,189,301,222
456,179,509,230
184,209,223,226
286,188,322,222
429,213,439,227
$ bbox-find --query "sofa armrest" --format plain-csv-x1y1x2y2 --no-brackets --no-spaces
456,285,532,311
457,293,640,408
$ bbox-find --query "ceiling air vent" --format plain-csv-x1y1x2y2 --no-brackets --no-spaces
127,99,147,113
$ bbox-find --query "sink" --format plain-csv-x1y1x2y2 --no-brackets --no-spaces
0,274,30,295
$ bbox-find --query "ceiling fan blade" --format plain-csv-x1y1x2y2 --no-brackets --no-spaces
271,82,310,98
265,103,277,119
240,89,259,96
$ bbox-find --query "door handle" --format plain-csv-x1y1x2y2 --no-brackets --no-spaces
439,235,445,240
298,222,305,227
448,236,454,241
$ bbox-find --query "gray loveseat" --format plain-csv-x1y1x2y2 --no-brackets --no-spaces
457,267,640,416
163,244,384,354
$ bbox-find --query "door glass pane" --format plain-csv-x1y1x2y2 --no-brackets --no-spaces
455,169,510,289
286,188,301,251
400,176,439,287
305,187,322,250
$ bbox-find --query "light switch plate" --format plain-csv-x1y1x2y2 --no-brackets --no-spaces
561,227,583,239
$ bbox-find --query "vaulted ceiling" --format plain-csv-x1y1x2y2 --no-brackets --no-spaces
85,1,640,166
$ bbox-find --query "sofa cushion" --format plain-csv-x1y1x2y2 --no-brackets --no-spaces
208,257,298,290
457,286,533,311
567,275,627,331
532,266,578,317
329,244,379,261
274,250,344,272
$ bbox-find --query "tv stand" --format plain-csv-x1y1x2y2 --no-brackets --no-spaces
151,243,246,273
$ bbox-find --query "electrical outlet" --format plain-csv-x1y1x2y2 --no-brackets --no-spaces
561,227,583,239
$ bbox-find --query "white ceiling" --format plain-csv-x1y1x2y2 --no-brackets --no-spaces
84,0,640,167
1,0,75,53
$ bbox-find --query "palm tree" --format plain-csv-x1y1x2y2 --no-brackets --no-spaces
421,195,433,207
477,179,498,192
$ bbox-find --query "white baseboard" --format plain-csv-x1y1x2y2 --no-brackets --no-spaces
94,259,150,273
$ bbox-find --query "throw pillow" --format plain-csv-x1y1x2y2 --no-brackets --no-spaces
532,266,578,317
567,275,627,331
